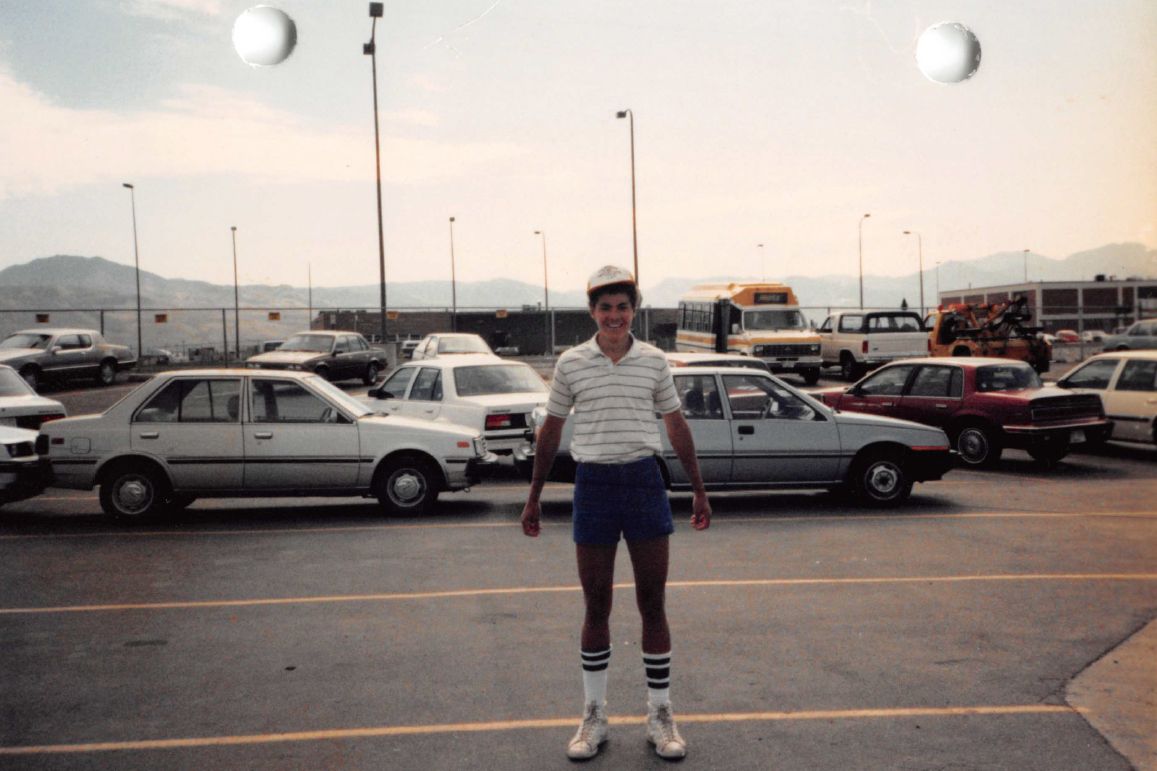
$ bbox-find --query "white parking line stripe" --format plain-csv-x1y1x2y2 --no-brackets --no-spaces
0,704,1081,755
1,574,1153,615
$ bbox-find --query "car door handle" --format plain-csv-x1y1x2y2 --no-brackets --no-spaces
737,425,755,435
423,408,436,414
254,432,273,439
138,431,159,439
879,402,894,407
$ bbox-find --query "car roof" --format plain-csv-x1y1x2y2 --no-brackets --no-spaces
887,357,1032,368
666,352,758,362
285,330,356,337
1079,350,1157,361
423,332,488,340
12,328,99,336
400,353,510,368
154,368,317,379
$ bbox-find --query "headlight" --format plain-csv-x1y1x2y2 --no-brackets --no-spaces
810,344,820,354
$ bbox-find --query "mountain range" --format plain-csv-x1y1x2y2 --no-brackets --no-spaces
0,243,1151,350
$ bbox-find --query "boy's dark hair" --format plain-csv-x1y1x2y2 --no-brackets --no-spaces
588,281,639,310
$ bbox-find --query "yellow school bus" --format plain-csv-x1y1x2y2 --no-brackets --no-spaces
676,282,822,385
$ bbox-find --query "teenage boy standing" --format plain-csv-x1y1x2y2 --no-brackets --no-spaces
521,265,712,760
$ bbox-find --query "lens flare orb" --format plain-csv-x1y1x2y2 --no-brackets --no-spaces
232,6,297,67
915,22,981,84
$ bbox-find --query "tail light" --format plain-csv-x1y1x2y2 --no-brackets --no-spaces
16,413,66,430
861,340,868,354
485,413,514,430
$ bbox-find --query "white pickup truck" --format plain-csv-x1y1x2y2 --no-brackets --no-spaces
818,310,929,381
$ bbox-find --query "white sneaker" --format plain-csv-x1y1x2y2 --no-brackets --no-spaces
646,702,687,759
566,701,608,760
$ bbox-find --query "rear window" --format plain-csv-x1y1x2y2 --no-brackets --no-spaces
866,313,924,332
438,336,491,354
454,365,547,396
975,364,1041,392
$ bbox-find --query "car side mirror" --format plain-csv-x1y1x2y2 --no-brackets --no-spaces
370,388,392,399
1054,380,1071,389
50,345,62,355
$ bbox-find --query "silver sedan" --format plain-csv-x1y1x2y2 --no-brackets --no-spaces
530,366,954,505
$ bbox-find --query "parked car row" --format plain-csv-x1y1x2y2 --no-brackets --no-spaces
2,348,1153,518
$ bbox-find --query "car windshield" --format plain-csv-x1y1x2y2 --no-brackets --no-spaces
1,333,51,350
278,335,334,353
304,375,374,417
0,368,35,396
976,364,1041,392
438,336,491,354
454,364,547,396
743,310,806,331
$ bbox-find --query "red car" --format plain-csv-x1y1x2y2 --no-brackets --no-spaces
815,357,1112,466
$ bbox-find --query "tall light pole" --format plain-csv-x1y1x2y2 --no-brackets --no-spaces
534,230,552,354
903,229,924,316
307,263,313,330
615,109,639,285
365,2,388,344
757,243,765,281
1023,248,1029,283
449,217,457,332
935,261,941,304
858,213,871,309
122,183,143,358
230,226,240,362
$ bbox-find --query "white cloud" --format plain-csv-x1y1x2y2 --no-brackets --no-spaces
0,72,522,199
120,0,225,19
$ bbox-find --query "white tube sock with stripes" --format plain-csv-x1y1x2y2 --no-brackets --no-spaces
581,647,612,705
643,650,671,706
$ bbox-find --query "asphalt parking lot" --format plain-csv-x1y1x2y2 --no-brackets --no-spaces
1,374,1154,770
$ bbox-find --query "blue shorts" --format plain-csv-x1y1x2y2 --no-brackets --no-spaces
572,456,675,545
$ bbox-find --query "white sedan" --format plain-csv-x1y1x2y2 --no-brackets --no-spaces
1056,350,1157,445
0,364,66,430
367,355,548,456
42,369,493,519
410,333,496,360
0,425,52,508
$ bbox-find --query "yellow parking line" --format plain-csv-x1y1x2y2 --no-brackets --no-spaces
2,573,1153,616
0,704,1080,755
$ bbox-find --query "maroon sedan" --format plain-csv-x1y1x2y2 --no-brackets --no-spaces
815,357,1112,467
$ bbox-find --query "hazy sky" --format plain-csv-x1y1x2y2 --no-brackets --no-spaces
1,0,1153,293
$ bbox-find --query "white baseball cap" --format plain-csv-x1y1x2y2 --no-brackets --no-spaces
586,265,636,293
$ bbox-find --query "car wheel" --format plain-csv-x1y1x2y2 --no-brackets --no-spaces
375,455,440,516
364,362,380,385
839,353,862,382
96,359,117,386
99,463,169,520
19,366,40,392
851,451,912,506
801,368,821,386
953,423,1002,467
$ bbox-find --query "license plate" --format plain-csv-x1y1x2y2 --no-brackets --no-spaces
1070,429,1086,444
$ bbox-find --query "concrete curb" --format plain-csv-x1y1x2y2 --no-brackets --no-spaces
1067,617,1157,771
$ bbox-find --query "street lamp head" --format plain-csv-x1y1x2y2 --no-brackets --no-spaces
122,183,134,189
449,216,455,223
369,2,383,18
903,230,911,235
231,226,237,232
862,213,871,219
534,230,542,235
616,110,629,119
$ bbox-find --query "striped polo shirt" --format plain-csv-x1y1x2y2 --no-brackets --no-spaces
546,334,681,464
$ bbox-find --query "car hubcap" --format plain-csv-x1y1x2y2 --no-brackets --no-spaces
117,477,151,513
866,463,899,496
958,429,988,463
390,470,425,504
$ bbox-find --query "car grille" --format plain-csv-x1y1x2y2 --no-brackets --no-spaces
1030,394,1103,422
754,344,814,357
